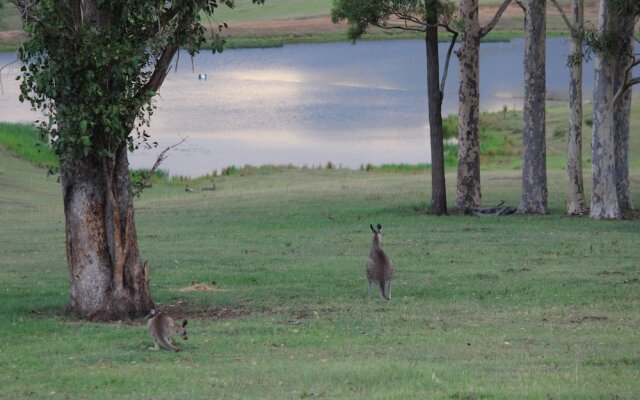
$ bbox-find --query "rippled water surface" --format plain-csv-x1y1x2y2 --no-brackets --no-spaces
0,38,597,176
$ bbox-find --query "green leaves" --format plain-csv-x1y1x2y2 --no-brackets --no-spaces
331,0,456,40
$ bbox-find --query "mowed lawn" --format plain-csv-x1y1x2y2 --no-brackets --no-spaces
0,141,639,399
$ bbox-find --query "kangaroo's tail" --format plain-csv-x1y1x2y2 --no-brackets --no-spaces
379,280,389,300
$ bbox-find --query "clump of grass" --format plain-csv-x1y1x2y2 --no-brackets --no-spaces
0,122,58,169
361,143,457,173
442,115,458,139
130,168,169,181
220,163,339,177
553,126,566,138
362,163,430,173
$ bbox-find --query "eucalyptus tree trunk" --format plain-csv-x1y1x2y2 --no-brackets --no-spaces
518,0,548,214
456,0,511,209
426,0,447,216
62,145,153,320
590,0,620,219
613,13,635,212
565,0,587,214
13,0,196,320
456,0,482,209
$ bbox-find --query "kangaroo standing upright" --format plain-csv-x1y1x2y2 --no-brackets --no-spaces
366,224,395,300
147,309,188,351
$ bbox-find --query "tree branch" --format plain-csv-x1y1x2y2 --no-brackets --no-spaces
548,0,577,35
132,137,188,198
9,0,55,33
440,30,458,95
139,44,179,97
372,22,426,33
626,76,640,87
513,0,526,13
480,0,514,37
614,57,640,104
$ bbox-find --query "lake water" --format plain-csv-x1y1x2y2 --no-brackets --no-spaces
0,38,598,176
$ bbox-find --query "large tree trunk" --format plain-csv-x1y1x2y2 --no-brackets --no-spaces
456,0,482,209
613,12,635,213
62,145,153,320
426,0,447,216
590,0,620,219
518,0,548,214
566,0,587,214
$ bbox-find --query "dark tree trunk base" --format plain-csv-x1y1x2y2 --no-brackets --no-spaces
62,147,154,321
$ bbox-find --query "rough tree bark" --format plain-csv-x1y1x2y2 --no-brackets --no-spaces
613,12,635,212
590,0,620,219
518,0,548,214
456,0,512,209
551,0,587,214
426,0,447,216
62,145,153,320
566,0,586,214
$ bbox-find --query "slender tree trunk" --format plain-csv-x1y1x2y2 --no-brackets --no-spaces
518,0,548,214
62,144,153,320
426,1,447,216
566,0,587,214
590,0,620,219
613,13,635,212
456,0,482,209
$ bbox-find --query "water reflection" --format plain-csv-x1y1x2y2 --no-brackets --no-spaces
0,38,603,176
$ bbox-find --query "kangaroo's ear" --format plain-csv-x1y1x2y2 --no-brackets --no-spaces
182,320,188,327
377,224,382,230
370,224,375,232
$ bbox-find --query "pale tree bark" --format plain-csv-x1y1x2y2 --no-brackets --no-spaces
590,0,620,219
613,13,635,212
456,0,512,209
518,0,548,214
551,0,586,214
426,0,447,216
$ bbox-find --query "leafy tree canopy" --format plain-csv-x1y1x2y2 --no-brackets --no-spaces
331,0,457,40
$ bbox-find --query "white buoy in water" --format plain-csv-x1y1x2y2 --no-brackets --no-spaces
198,73,207,81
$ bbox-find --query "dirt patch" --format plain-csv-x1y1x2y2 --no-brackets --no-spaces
569,315,608,324
505,267,531,273
160,302,254,321
177,282,229,292
0,31,21,42
597,270,624,276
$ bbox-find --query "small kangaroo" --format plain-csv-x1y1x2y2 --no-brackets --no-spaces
366,224,395,300
147,309,188,351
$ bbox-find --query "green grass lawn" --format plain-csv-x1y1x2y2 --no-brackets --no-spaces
1,116,639,398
